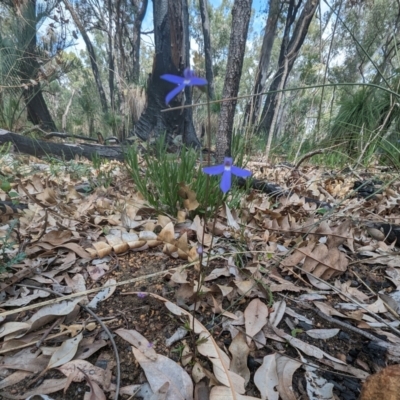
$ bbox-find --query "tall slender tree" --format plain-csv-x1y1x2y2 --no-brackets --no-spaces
259,0,318,140
215,0,252,163
199,0,215,99
246,0,281,125
62,0,109,114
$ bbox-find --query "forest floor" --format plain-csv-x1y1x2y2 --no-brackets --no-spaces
0,152,400,400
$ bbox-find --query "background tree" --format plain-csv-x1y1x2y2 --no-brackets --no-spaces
215,0,252,163
245,0,280,125
132,0,200,147
259,0,319,145
199,0,215,99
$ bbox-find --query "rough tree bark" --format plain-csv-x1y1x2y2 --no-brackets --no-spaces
246,0,281,125
107,0,115,111
259,0,318,137
131,0,200,147
131,0,148,83
62,0,109,114
19,0,57,131
215,0,252,163
199,0,215,99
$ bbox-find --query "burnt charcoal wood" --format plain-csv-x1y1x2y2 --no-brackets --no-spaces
0,129,124,162
132,0,200,148
237,177,332,209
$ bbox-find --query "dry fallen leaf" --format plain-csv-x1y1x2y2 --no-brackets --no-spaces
244,298,269,344
131,346,193,400
254,354,279,400
46,331,83,370
276,355,302,400
229,332,250,386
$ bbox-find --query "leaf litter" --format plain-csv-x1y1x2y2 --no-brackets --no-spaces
0,155,400,399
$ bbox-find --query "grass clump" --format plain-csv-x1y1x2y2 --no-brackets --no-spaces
124,135,247,216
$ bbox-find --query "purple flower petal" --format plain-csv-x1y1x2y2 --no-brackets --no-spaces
220,170,232,193
202,164,225,175
224,157,233,166
161,74,185,85
184,68,194,79
231,165,252,178
165,85,185,104
188,77,208,86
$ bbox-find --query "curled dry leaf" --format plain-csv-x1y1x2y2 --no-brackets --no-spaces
276,355,302,400
0,371,31,390
58,360,106,388
269,300,286,327
115,328,158,360
178,183,199,211
47,332,83,370
2,378,68,399
254,354,279,400
281,240,348,284
131,346,193,400
84,379,106,400
229,332,250,386
244,298,269,344
28,296,84,332
0,321,31,339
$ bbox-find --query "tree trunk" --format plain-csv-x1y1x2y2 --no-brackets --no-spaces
215,0,252,163
259,0,318,137
199,0,215,99
131,0,148,83
107,0,115,112
246,0,280,125
62,0,109,114
132,0,200,148
20,0,57,132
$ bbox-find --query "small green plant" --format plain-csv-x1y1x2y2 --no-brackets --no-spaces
291,328,304,338
90,153,114,189
0,219,26,272
125,134,246,215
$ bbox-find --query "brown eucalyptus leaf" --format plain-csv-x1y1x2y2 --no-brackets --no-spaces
244,298,269,344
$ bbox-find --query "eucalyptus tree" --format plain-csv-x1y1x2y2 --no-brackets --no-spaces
258,0,318,145
215,0,252,162
245,0,281,125
132,0,200,147
198,0,215,99
0,0,67,131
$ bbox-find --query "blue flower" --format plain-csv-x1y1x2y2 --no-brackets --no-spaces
161,68,207,105
203,157,252,193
